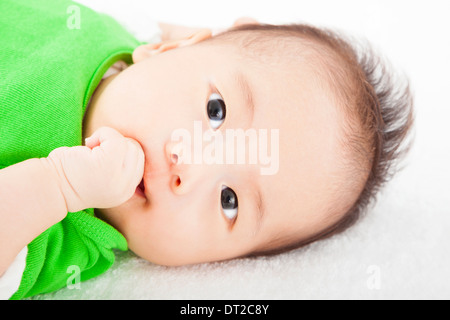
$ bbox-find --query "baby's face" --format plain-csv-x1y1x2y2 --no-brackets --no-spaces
85,39,348,265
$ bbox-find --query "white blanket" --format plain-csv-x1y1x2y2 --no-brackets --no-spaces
31,0,450,299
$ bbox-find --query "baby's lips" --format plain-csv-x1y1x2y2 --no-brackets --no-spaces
135,177,146,199
138,178,145,193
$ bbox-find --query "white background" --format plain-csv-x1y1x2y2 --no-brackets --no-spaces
36,0,450,299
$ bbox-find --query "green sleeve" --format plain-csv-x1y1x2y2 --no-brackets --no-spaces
10,209,127,300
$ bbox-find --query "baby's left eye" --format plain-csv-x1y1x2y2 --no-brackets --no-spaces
221,185,238,221
207,93,226,129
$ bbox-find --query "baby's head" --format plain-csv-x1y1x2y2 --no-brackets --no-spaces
85,23,414,265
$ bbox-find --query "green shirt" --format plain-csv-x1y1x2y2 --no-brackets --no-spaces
0,0,141,299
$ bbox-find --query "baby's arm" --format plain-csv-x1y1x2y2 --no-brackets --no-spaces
0,157,67,276
0,127,144,276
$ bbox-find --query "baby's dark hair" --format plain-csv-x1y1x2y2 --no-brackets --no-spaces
210,23,415,257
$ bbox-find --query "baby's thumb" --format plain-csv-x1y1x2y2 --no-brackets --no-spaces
126,137,145,169
122,138,145,191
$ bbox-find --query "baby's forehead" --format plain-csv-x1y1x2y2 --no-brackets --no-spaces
210,27,325,63
204,30,346,131
209,30,341,97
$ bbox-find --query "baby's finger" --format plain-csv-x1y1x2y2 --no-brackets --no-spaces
123,138,145,179
85,126,124,149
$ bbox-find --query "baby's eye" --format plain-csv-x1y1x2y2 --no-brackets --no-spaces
221,185,238,221
207,93,226,129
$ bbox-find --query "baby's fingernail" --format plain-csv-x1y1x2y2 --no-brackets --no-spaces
84,137,93,145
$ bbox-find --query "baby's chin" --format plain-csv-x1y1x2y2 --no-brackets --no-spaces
94,203,129,231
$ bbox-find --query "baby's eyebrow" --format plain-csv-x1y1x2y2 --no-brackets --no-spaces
235,71,255,127
234,72,265,233
254,186,266,235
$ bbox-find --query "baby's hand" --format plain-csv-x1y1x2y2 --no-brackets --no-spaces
47,127,145,212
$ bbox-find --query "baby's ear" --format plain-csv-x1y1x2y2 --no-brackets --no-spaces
209,17,259,37
132,28,212,63
232,17,259,28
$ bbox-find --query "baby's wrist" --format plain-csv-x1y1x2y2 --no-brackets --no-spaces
45,148,85,213
26,156,69,222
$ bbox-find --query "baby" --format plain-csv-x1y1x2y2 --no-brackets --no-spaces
0,0,414,299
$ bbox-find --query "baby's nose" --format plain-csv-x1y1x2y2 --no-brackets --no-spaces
170,152,179,165
165,140,184,166
165,140,192,195
165,139,220,195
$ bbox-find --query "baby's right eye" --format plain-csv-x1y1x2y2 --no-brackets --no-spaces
207,93,226,130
